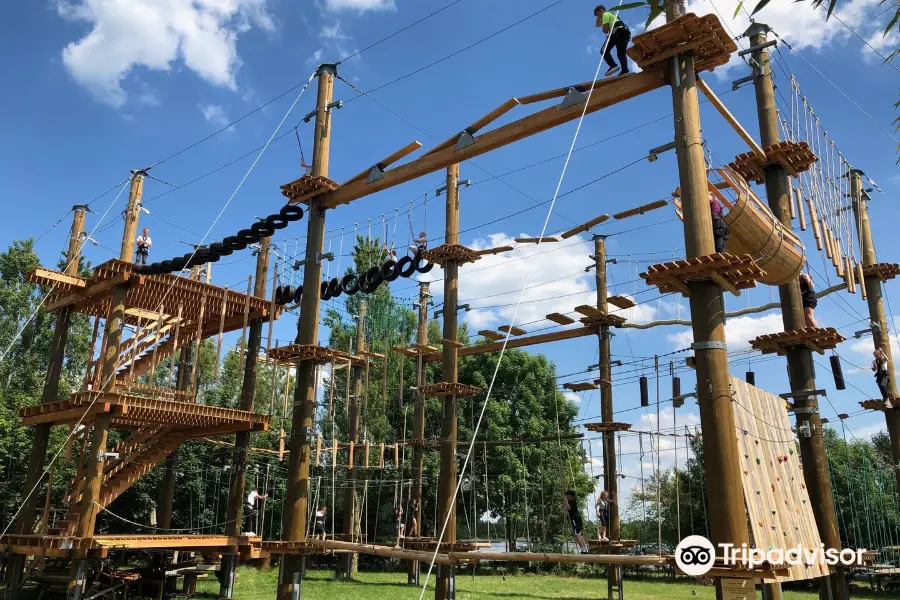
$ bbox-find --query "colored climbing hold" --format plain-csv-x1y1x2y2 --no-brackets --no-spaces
756,457,761,464
771,510,777,515
776,476,781,481
784,532,788,537
771,483,776,491
777,456,784,463
789,448,794,455
759,521,764,527
771,525,777,530
755,490,761,495
743,470,748,475
801,483,806,489
802,499,807,504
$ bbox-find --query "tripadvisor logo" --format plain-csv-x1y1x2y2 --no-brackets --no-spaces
675,535,868,575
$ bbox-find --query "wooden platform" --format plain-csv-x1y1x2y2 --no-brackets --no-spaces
267,344,364,366
20,391,270,432
862,262,900,282
563,382,599,392
546,312,575,325
30,260,275,329
627,13,736,73
607,295,636,309
588,539,638,551
860,399,897,411
750,327,845,356
641,253,765,296
422,244,481,265
281,174,340,204
419,382,483,398
0,533,261,558
583,422,632,433
727,141,818,184
112,382,194,401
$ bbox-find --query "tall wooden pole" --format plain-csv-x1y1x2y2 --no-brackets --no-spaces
408,281,430,583
666,9,749,597
278,63,336,600
435,164,460,600
594,235,620,597
120,171,145,262
340,300,366,578
9,206,88,592
850,169,900,493
747,24,846,600
220,236,270,598
67,285,126,599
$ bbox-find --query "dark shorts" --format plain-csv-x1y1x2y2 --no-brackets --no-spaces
314,523,325,535
570,514,583,536
598,511,610,527
802,289,817,309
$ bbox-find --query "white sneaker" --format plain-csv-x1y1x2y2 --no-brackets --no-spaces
885,400,894,409
601,537,610,542
605,66,620,77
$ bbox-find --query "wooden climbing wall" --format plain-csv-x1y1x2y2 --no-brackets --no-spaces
730,377,830,581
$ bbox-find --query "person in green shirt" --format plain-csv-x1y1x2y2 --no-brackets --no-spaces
594,5,632,76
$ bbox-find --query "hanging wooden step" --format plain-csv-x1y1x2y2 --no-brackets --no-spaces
390,345,418,357
357,349,385,360
861,263,900,282
267,344,364,366
583,422,632,433
641,253,765,297
561,214,610,239
546,312,576,325
514,236,561,244
419,382,483,398
422,244,481,265
281,174,339,204
750,327,845,356
498,325,527,336
588,539,639,552
439,338,464,348
473,245,514,257
479,330,505,341
726,141,818,184
607,295,636,310
563,382,599,392
627,13,736,74
613,199,668,220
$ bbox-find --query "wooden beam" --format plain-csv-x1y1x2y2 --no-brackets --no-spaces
426,326,596,362
560,214,610,239
514,236,560,244
45,273,130,312
612,199,668,220
30,267,87,289
343,141,424,185
313,68,668,209
697,77,766,161
423,98,521,157
473,245,514,257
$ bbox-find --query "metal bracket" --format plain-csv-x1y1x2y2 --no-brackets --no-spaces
794,406,820,415
798,422,812,438
691,341,727,351
365,165,385,184
731,74,755,91
454,130,476,151
779,389,827,399
317,252,334,264
558,87,587,111
738,40,777,57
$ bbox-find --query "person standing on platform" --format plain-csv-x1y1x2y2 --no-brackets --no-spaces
594,5,632,76
799,273,819,328
710,192,729,253
135,228,152,265
595,490,611,542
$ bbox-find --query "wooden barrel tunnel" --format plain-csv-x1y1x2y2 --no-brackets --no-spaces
674,167,806,286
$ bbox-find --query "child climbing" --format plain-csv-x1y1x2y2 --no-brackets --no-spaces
564,490,589,554
872,348,892,403
135,227,152,266
314,505,327,540
244,489,268,534
710,192,729,253
407,499,420,538
594,5,632,76
393,505,405,547
595,490,611,542
799,273,819,328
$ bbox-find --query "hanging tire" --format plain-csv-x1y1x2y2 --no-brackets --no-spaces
265,214,290,230
237,229,258,244
381,259,400,282
397,255,416,278
283,285,296,304
414,250,434,274
170,257,188,271
320,280,332,300
280,205,304,221
160,260,174,272
341,273,359,295
293,285,303,304
145,262,164,275
210,241,233,257
251,221,275,238
275,285,286,304
223,236,246,251
327,277,342,298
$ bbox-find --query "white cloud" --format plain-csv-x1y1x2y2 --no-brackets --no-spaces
324,0,395,12
850,421,887,440
200,104,234,130
642,0,895,76
307,49,324,64
667,312,784,350
563,391,582,405
56,0,274,107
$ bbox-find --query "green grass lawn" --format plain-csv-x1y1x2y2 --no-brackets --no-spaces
192,567,875,600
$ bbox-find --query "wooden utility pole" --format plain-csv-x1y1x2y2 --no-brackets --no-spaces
850,169,900,493
594,235,620,598
340,300,366,579
408,281,430,585
435,164,461,600
665,6,750,594
747,23,847,600
278,63,336,600
120,171,145,262
9,206,88,591
67,285,126,599
220,236,270,598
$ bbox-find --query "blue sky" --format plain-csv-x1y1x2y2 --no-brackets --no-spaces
3,0,900,512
